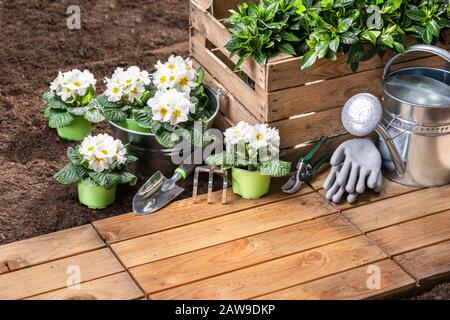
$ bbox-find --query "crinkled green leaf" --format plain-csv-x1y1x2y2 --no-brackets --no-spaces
84,108,105,123
48,111,74,128
67,106,88,116
54,163,86,184
258,160,291,177
102,108,128,122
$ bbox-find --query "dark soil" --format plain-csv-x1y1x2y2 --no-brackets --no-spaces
0,0,448,300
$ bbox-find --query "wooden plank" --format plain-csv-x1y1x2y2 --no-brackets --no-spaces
368,210,450,256
0,248,123,300
111,192,337,268
394,240,450,284
27,272,143,300
93,179,311,243
201,66,260,125
343,185,450,233
130,214,360,294
190,0,267,90
212,0,256,20
265,55,448,121
191,31,266,121
255,259,415,300
214,112,234,132
317,178,418,210
0,225,104,272
150,236,387,300
272,107,345,149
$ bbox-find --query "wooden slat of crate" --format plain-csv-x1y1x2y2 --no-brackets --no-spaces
342,186,450,233
367,210,450,256
150,236,387,300
93,180,312,244
0,225,104,272
130,214,360,294
27,272,143,300
190,30,266,121
0,248,123,300
254,259,415,300
190,0,266,90
264,55,448,121
111,192,336,269
394,240,450,284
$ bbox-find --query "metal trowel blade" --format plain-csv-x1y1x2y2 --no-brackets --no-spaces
132,171,184,215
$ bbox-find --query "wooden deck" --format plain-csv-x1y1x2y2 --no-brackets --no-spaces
1,172,449,300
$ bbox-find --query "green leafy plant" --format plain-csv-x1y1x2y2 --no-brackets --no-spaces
225,0,305,69
225,0,449,71
133,57,213,148
206,121,291,177
55,133,138,189
42,69,104,128
95,66,155,123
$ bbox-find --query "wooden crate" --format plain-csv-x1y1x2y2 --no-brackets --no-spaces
190,0,450,161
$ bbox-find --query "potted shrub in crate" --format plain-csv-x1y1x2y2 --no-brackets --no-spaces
54,133,138,209
42,69,103,141
206,121,291,199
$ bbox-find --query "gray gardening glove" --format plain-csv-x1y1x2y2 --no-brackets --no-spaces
331,138,382,194
324,164,359,204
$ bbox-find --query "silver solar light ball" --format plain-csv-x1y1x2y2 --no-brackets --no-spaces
342,93,382,137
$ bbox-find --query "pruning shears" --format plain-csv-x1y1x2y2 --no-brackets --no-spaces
281,136,332,194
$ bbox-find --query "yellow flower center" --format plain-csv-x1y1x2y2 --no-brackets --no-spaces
256,133,264,141
112,87,119,94
94,156,104,163
126,79,132,84
168,64,176,70
131,87,139,94
102,149,109,155
159,107,168,116
179,76,188,87
73,81,81,87
160,75,166,84
185,66,191,71
173,109,181,118
66,88,71,93
88,146,94,152
170,75,175,81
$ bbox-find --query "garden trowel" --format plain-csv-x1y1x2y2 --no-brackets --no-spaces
133,161,196,215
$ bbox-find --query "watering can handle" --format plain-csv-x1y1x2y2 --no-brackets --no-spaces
383,44,450,79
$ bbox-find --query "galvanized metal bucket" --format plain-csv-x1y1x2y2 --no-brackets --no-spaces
108,85,221,177
379,44,450,187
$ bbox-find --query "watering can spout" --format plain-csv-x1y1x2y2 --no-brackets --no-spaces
375,125,406,176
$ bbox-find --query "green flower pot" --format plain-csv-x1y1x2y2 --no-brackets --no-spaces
57,116,92,141
118,119,151,133
77,180,117,209
231,167,271,200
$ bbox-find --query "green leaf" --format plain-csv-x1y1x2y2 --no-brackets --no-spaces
421,27,433,45
253,51,268,64
340,31,359,44
47,98,68,110
380,34,394,48
155,131,177,148
67,147,82,164
406,7,426,22
393,41,405,54
88,172,121,189
81,86,95,105
84,109,105,123
48,111,74,128
300,50,317,69
278,42,297,56
427,20,440,37
196,67,205,86
329,36,340,52
338,18,353,33
315,40,329,59
54,163,86,184
42,91,55,102
96,95,120,109
118,172,137,186
258,160,291,177
281,31,301,42
67,106,88,116
102,108,128,122
361,30,381,45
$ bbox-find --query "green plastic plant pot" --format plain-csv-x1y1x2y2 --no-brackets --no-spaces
56,116,92,141
77,180,117,209
231,167,271,200
118,119,151,133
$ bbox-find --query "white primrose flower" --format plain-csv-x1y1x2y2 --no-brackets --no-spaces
224,121,254,145
247,124,279,150
50,69,96,101
152,55,198,94
147,89,194,126
79,134,128,172
104,66,150,103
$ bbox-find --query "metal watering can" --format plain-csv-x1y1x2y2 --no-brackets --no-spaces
379,44,450,187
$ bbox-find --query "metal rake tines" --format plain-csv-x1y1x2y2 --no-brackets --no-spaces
192,166,228,204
